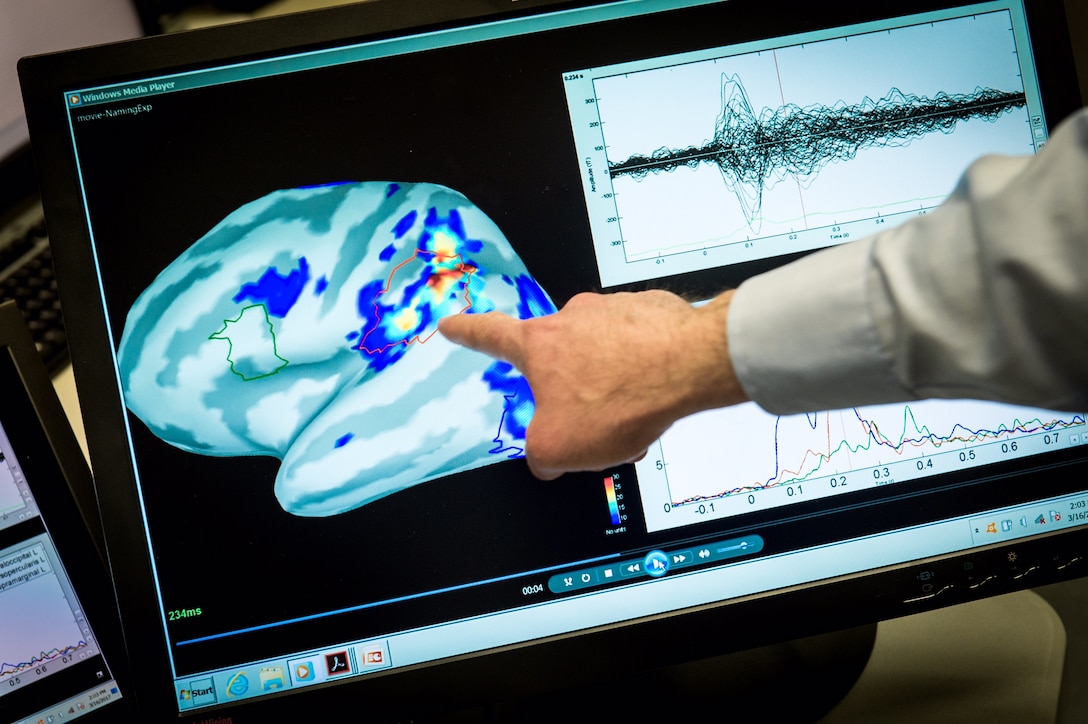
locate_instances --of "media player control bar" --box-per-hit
[547,535,764,593]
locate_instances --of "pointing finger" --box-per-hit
[438,311,526,367]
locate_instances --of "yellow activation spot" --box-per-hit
[430,230,458,259]
[392,306,420,332]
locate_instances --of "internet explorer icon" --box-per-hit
[226,671,250,698]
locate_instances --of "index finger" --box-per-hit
[438,311,526,367]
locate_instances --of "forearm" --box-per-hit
[665,291,748,419]
[728,108,1088,414]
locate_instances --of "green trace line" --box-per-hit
[209,303,290,381]
[675,409,1086,506]
[623,193,947,260]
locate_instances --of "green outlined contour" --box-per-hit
[209,304,289,380]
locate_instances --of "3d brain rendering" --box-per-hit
[117,181,555,516]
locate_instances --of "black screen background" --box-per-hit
[69,15,688,673]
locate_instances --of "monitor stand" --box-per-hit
[822,589,1065,722]
[461,590,1064,723]
[488,622,878,722]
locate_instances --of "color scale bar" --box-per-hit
[604,476,621,526]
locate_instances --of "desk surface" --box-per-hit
[51,364,87,464]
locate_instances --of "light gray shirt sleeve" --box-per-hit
[728,107,1088,415]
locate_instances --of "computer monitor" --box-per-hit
[18,0,1088,720]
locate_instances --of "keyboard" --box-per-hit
[0,200,68,372]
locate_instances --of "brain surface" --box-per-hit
[118,181,555,516]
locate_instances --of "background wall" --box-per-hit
[1063,0,1087,102]
[159,0,1088,104]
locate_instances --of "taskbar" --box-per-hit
[171,490,1088,714]
[13,679,122,724]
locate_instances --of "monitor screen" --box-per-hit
[18,0,1088,719]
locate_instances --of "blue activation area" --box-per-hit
[484,361,535,458]
[234,258,311,318]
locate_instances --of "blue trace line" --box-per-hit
[676,407,1087,506]
[2,641,87,677]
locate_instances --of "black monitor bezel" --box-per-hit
[18,0,1086,720]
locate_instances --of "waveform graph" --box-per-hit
[593,51,793,271]
[636,400,1087,534]
[0,450,25,520]
[0,541,95,696]
[609,79,1027,228]
[568,9,1039,287]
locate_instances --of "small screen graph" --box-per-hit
[563,7,1044,287]
[0,449,27,521]
[636,400,1087,534]
[0,541,97,697]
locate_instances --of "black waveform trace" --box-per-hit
[608,74,1027,224]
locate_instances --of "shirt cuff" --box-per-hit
[727,237,912,415]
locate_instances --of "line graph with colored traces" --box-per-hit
[637,399,1087,533]
[1,641,88,679]
[0,541,99,696]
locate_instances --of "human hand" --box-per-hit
[438,289,747,479]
